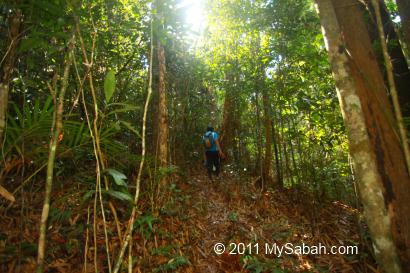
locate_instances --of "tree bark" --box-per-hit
[370,0,410,186]
[396,0,410,53]
[379,0,410,118]
[272,117,283,188]
[255,92,263,176]
[0,10,22,148]
[261,78,272,185]
[315,0,403,271]
[329,0,410,269]
[364,0,410,118]
[157,1,168,186]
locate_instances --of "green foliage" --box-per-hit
[242,255,286,273]
[3,97,54,161]
[151,244,174,256]
[19,242,38,257]
[134,214,157,239]
[104,70,116,103]
[385,0,399,18]
[154,255,190,272]
[2,0,353,215]
[201,0,351,202]
[49,207,72,225]
[105,189,133,203]
[105,168,128,187]
[228,211,238,222]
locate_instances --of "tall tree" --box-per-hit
[0,9,22,148]
[220,66,238,161]
[156,0,168,188]
[315,0,404,271]
[261,73,273,185]
[396,0,410,52]
[364,0,410,117]
[331,0,410,269]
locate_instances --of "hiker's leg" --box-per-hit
[205,151,212,179]
[214,153,221,177]
[209,152,219,177]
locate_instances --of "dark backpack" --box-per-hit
[203,131,214,149]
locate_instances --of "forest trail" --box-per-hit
[167,171,370,273]
[0,168,377,272]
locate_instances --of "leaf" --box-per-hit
[82,190,95,203]
[0,185,15,202]
[107,104,139,116]
[119,121,141,138]
[104,70,116,103]
[106,168,128,187]
[106,189,133,202]
[135,214,157,230]
[18,37,47,53]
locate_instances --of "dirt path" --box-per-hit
[0,171,375,273]
[176,172,372,273]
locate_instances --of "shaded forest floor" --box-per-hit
[1,169,378,272]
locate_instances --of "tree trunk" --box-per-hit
[156,0,168,187]
[254,90,263,177]
[0,10,22,148]
[289,118,301,186]
[396,0,410,53]
[220,69,236,159]
[315,0,403,271]
[330,0,410,269]
[157,39,168,176]
[232,64,242,164]
[261,79,272,184]
[112,17,155,272]
[365,0,410,118]
[37,32,76,273]
[380,0,410,118]
[272,117,283,188]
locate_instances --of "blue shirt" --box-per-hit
[203,131,219,151]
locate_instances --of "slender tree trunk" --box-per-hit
[232,68,242,164]
[371,0,410,181]
[289,118,301,186]
[365,0,410,117]
[0,10,22,148]
[220,70,235,159]
[280,113,290,186]
[276,93,284,188]
[315,0,403,271]
[396,0,410,53]
[112,17,154,273]
[157,43,168,165]
[272,116,282,188]
[172,84,177,165]
[254,90,263,177]
[261,80,272,184]
[36,32,76,273]
[380,0,410,118]
[157,0,168,188]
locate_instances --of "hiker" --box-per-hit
[202,126,225,180]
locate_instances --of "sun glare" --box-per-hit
[179,0,207,42]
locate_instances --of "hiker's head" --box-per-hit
[206,126,214,132]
